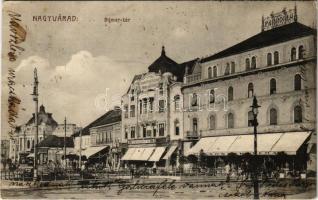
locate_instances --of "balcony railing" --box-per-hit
[186,131,200,139]
[186,73,201,84]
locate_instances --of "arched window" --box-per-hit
[224,63,230,75]
[228,86,233,101]
[213,66,217,77]
[191,93,198,106]
[248,111,254,127]
[209,115,216,130]
[192,118,198,133]
[245,58,250,70]
[230,62,235,74]
[274,51,279,65]
[267,53,272,66]
[270,78,276,95]
[174,95,180,111]
[294,105,302,123]
[270,108,277,125]
[291,47,297,61]
[298,45,304,59]
[209,89,215,104]
[175,120,180,136]
[248,83,254,98]
[27,140,30,149]
[228,113,234,128]
[294,74,301,91]
[208,67,212,79]
[251,56,256,69]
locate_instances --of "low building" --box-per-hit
[73,108,121,169]
[89,108,121,169]
[37,135,74,166]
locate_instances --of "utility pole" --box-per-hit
[79,128,82,169]
[31,68,39,181]
[64,117,67,168]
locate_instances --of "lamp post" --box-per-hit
[250,96,260,199]
[31,68,39,181]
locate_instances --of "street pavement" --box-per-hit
[1,178,316,199]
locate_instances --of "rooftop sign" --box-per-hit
[262,6,297,31]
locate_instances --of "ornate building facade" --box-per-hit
[9,105,58,161]
[121,47,185,169]
[182,8,316,171]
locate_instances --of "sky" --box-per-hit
[1,1,316,138]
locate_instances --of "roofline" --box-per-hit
[89,120,121,130]
[201,23,316,63]
[182,57,316,90]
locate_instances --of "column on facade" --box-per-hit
[147,98,151,113]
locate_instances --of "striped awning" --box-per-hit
[162,145,178,160]
[185,132,311,156]
[148,147,166,162]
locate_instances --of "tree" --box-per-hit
[187,154,198,165]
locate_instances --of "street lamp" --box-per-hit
[250,96,260,199]
[31,68,39,181]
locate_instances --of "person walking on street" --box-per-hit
[130,165,134,180]
[225,163,231,182]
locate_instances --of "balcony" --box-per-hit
[186,131,200,140]
[186,73,201,84]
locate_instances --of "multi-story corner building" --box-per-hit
[183,8,316,171]
[121,47,186,169]
[9,105,58,161]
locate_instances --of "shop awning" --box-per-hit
[162,145,178,160]
[148,147,166,162]
[121,148,137,161]
[139,147,155,161]
[185,132,311,156]
[122,147,156,161]
[130,148,145,160]
[270,132,311,155]
[81,146,108,159]
[185,137,218,156]
[206,136,237,155]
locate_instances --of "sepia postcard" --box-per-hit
[1,1,317,199]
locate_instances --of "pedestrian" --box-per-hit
[225,162,231,182]
[130,165,134,179]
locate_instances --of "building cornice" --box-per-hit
[182,57,316,90]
